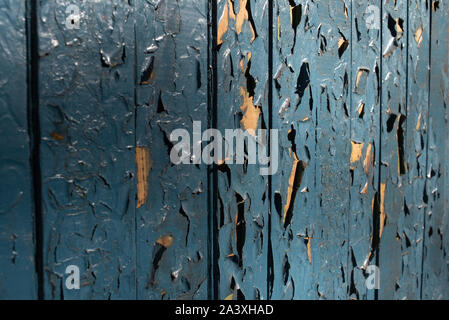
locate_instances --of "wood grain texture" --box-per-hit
[135,0,209,299]
[38,0,137,299]
[0,0,37,299]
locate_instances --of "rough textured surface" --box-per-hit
[135,0,209,300]
[271,0,352,299]
[215,0,269,300]
[0,0,448,300]
[38,0,137,299]
[378,0,430,299]
[0,0,37,299]
[378,0,410,299]
[349,0,380,300]
[422,0,449,300]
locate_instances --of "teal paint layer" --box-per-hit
[0,0,37,299]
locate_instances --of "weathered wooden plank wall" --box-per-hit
[0,0,448,300]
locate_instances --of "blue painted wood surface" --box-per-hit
[350,0,380,300]
[38,0,137,299]
[0,0,448,300]
[423,0,449,299]
[215,0,269,300]
[135,0,209,299]
[0,0,37,299]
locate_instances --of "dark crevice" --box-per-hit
[235,192,246,268]
[282,254,290,285]
[420,2,433,299]
[287,124,297,156]
[386,113,397,132]
[375,2,384,301]
[157,91,167,113]
[245,0,259,42]
[289,1,302,54]
[207,0,219,300]
[295,61,310,109]
[196,58,202,89]
[397,114,407,175]
[26,0,44,300]
[179,205,190,246]
[274,192,282,219]
[267,0,274,300]
[244,58,256,97]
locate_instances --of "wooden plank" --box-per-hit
[377,0,406,299]
[214,0,270,300]
[0,0,38,299]
[271,0,317,299]
[38,1,137,299]
[392,0,430,299]
[422,0,449,300]
[135,0,210,299]
[378,0,429,299]
[378,0,405,299]
[271,0,352,299]
[312,0,352,300]
[349,0,381,300]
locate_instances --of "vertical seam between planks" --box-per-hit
[207,0,219,300]
[404,0,410,298]
[348,0,353,299]
[207,0,212,299]
[267,0,274,301]
[26,0,44,300]
[420,0,432,300]
[375,0,383,300]
[405,0,410,123]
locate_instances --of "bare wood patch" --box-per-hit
[136,146,152,208]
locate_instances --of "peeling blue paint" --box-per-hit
[0,0,448,300]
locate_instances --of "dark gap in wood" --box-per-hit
[348,0,353,299]
[375,0,384,301]
[420,0,433,300]
[235,193,246,268]
[207,0,220,300]
[26,0,44,300]
[267,0,274,300]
